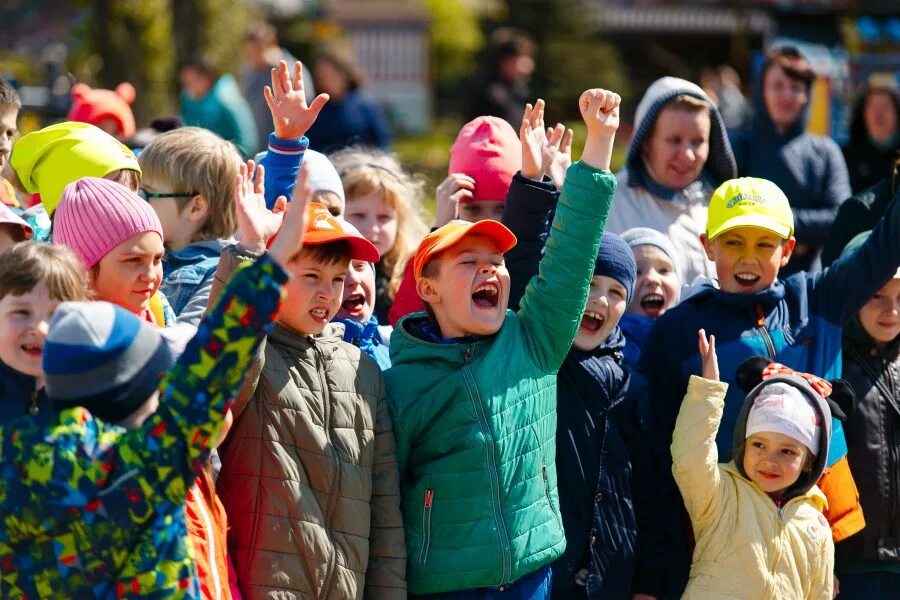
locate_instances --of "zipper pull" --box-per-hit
[464,345,475,364]
[29,390,39,415]
[754,304,766,327]
[424,489,433,508]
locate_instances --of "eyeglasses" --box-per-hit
[138,188,196,201]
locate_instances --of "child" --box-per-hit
[213,192,405,596]
[7,121,142,240]
[333,219,391,369]
[0,202,33,251]
[619,226,681,367]
[53,177,175,327]
[67,82,137,141]
[383,88,621,597]
[605,77,737,286]
[672,332,834,599]
[835,231,900,598]
[0,195,305,597]
[0,78,21,208]
[0,242,89,422]
[331,146,428,324]
[637,175,900,597]
[137,126,243,325]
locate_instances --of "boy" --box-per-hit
[0,195,304,597]
[383,88,620,597]
[638,176,900,598]
[835,232,900,598]
[0,78,20,208]
[138,126,243,325]
[0,243,88,422]
[212,198,406,598]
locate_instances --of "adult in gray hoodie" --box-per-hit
[731,46,851,275]
[606,77,737,288]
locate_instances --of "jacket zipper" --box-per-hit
[461,344,511,585]
[420,489,433,564]
[541,465,562,530]
[29,389,39,415]
[754,304,777,359]
[314,343,342,600]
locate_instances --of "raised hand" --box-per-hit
[698,329,719,381]
[434,173,475,227]
[269,165,312,267]
[520,99,548,181]
[578,88,621,171]
[265,60,330,140]
[235,160,287,254]
[544,123,574,189]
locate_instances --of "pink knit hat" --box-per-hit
[54,177,163,269]
[449,116,522,203]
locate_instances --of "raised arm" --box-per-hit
[517,89,618,372]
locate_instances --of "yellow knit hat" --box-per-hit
[10,122,141,215]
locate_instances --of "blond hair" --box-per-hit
[330,148,428,298]
[0,242,90,302]
[666,94,711,114]
[138,127,241,241]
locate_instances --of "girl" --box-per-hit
[53,176,176,327]
[619,227,682,367]
[672,331,835,599]
[330,147,427,324]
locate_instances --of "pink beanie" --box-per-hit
[54,177,163,269]
[448,116,522,202]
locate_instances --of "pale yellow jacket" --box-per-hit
[671,376,834,599]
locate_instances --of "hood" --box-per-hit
[731,374,832,500]
[844,313,900,362]
[848,85,900,149]
[626,77,737,191]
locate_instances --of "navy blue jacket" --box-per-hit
[731,69,851,274]
[0,361,50,423]
[638,190,900,597]
[502,172,650,598]
[305,90,392,152]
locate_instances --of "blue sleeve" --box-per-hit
[812,189,900,324]
[501,173,559,311]
[259,134,308,210]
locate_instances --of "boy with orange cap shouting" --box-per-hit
[383,88,621,598]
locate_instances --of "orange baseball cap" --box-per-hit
[413,219,517,279]
[273,202,380,262]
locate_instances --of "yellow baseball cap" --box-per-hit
[10,122,141,216]
[706,177,794,241]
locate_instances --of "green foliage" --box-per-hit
[417,0,484,89]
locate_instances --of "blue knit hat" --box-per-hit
[43,301,174,423]
[595,233,637,301]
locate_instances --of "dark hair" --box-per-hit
[0,242,90,302]
[316,48,364,92]
[182,56,220,81]
[297,240,352,266]
[0,78,21,112]
[762,46,815,87]
[490,28,536,61]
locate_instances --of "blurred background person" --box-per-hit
[843,84,899,194]
[466,27,536,128]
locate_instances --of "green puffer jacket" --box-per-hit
[385,162,616,594]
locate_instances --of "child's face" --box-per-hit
[702,228,795,295]
[0,107,17,170]
[0,282,58,379]
[763,65,809,130]
[278,250,347,336]
[344,192,397,259]
[93,232,165,315]
[459,200,505,223]
[336,260,375,323]
[627,245,679,318]
[573,275,627,352]
[743,431,810,497]
[141,173,201,252]
[864,91,898,144]
[419,235,510,339]
[858,278,900,345]
[642,106,710,191]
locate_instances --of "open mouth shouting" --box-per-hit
[309,307,330,324]
[341,293,366,318]
[20,342,42,358]
[579,310,605,334]
[640,293,666,317]
[472,282,500,309]
[734,272,761,289]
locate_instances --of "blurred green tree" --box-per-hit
[417,0,484,91]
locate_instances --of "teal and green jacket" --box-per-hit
[384,162,615,594]
[0,254,286,598]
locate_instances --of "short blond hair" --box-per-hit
[330,148,428,298]
[0,242,90,302]
[138,127,241,241]
[666,94,711,114]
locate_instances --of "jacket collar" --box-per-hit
[268,321,345,352]
[688,279,786,313]
[721,461,827,511]
[570,325,626,361]
[167,238,232,259]
[391,313,495,368]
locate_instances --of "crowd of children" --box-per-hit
[0,43,898,600]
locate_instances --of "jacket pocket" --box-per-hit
[542,465,563,530]
[420,488,434,564]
